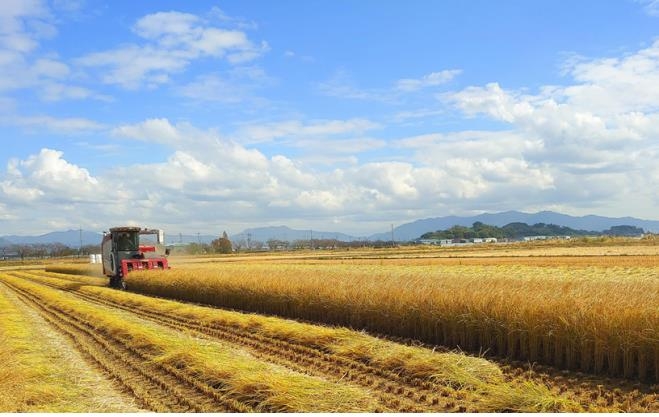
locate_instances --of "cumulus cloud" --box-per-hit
[3,117,555,234]
[0,148,99,205]
[6,35,659,234]
[442,39,659,217]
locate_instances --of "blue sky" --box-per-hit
[2,0,659,237]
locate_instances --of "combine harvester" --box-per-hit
[101,226,170,289]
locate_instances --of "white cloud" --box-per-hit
[636,0,659,16]
[76,45,189,89]
[9,115,104,133]
[112,118,182,145]
[0,50,91,101]
[319,68,462,101]
[441,39,659,217]
[175,67,272,103]
[399,130,543,164]
[0,0,53,53]
[32,57,69,78]
[271,155,316,188]
[0,1,108,102]
[240,118,380,143]
[395,70,461,92]
[77,9,266,89]
[317,69,381,100]
[21,148,97,186]
[1,148,99,205]
[3,104,659,236]
[1,120,498,232]
[132,11,200,42]
[39,82,110,101]
[51,0,86,14]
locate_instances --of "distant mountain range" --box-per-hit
[218,211,659,243]
[0,230,103,247]
[165,233,218,245]
[231,226,356,244]
[1,211,657,247]
[370,211,659,242]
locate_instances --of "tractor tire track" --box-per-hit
[11,270,476,412]
[0,278,252,413]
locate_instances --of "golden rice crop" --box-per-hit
[15,270,585,411]
[1,274,381,412]
[45,263,104,278]
[16,270,503,387]
[128,262,659,382]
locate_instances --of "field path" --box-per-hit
[0,283,144,412]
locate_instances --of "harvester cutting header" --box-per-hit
[101,226,170,289]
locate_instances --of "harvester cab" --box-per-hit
[101,226,170,289]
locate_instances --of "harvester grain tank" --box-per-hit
[101,226,170,289]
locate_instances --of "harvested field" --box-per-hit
[0,281,141,412]
[2,267,656,412]
[11,243,659,411]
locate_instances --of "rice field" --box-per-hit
[1,268,617,412]
[8,242,657,411]
[119,248,659,383]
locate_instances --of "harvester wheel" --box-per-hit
[109,276,126,290]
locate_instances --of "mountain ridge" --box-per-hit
[1,211,657,246]
[370,210,659,241]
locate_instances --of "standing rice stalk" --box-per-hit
[127,262,659,382]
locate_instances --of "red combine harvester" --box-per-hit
[101,226,170,289]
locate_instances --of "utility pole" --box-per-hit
[197,232,201,244]
[391,224,394,247]
[310,229,313,250]
[79,227,82,257]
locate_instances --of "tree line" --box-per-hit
[174,236,398,255]
[1,243,101,260]
[420,221,645,240]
